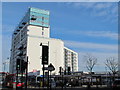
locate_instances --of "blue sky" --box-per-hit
[2,2,118,72]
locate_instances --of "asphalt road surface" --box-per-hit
[1,87,120,90]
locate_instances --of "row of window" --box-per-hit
[30,20,49,25]
[14,17,28,35]
[12,49,26,60]
[13,33,27,50]
[30,8,49,15]
[21,29,27,41]
[30,11,49,18]
[12,38,27,61]
[30,21,49,27]
[14,33,20,45]
[32,18,49,23]
[30,15,49,21]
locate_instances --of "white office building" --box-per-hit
[9,7,78,75]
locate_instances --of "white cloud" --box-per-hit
[69,2,118,23]
[56,28,118,40]
[83,31,118,40]
[78,51,118,72]
[94,3,113,9]
[72,2,96,8]
[64,40,118,52]
[73,2,113,9]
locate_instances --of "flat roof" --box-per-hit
[29,7,50,15]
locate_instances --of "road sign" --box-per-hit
[48,63,55,71]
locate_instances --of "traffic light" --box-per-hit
[21,60,24,71]
[68,67,71,75]
[64,70,66,75]
[42,45,48,64]
[16,59,21,70]
[59,67,62,75]
[21,60,27,72]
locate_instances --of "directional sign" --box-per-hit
[48,63,55,71]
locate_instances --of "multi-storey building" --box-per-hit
[9,7,78,75]
[64,47,78,73]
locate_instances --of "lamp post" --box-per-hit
[3,62,6,72]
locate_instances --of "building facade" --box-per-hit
[9,7,78,75]
[64,47,78,73]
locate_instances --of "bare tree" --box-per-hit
[105,57,118,81]
[84,54,97,86]
[84,54,97,73]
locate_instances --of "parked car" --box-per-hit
[112,80,120,88]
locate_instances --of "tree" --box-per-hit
[84,54,97,86]
[105,57,118,81]
[84,54,97,73]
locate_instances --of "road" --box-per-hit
[1,87,120,90]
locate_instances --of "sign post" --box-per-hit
[48,63,55,90]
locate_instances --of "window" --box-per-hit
[42,17,44,20]
[42,32,44,35]
[42,27,44,30]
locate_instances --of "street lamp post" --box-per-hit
[3,62,5,72]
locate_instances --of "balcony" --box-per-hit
[17,51,23,56]
[18,45,23,50]
[23,51,26,55]
[16,29,20,32]
[22,22,26,25]
[19,26,23,29]
[14,32,17,35]
[23,45,27,49]
[16,56,21,60]
[31,17,37,20]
